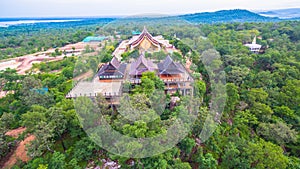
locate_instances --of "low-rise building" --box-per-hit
[98,57,127,80]
[244,36,262,54]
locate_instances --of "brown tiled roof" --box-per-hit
[158,55,184,75]
[98,57,126,77]
[129,54,156,76]
[110,57,120,68]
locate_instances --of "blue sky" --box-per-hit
[1,0,299,17]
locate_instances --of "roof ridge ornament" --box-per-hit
[110,56,121,69]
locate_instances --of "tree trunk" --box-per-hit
[60,135,66,152]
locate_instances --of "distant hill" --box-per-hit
[178,9,280,23]
[257,8,300,19]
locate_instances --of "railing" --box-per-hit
[129,78,193,84]
[65,80,80,98]
[66,76,194,99]
[118,81,124,97]
[130,79,141,84]
[162,78,193,82]
[66,91,122,98]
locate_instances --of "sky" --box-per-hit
[0,0,299,18]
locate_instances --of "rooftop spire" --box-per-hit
[141,26,150,35]
[252,36,257,44]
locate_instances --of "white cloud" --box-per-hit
[0,0,299,17]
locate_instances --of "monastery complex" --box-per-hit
[66,27,193,104]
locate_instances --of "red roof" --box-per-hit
[130,26,160,48]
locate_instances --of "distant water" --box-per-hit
[0,19,81,27]
[257,8,300,19]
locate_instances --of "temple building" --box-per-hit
[129,54,194,95]
[98,57,127,80]
[158,55,185,79]
[113,27,177,60]
[244,36,262,54]
[67,27,194,102]
[67,54,194,102]
[129,54,157,79]
[128,27,162,53]
[158,55,193,95]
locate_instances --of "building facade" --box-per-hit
[112,27,177,60]
[98,57,127,80]
[244,36,262,54]
[129,54,157,79]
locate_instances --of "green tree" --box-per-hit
[0,112,16,130]
[61,67,74,79]
[48,151,66,169]
[140,76,155,96]
[67,158,81,169]
[20,76,54,108]
[27,121,55,158]
[47,107,68,151]
[243,139,289,169]
[172,158,192,169]
[225,83,239,113]
[178,137,196,155]
[246,88,268,104]
[192,147,217,169]
[194,80,206,98]
[250,102,273,121]
[22,105,47,132]
[257,122,298,145]
[73,137,98,161]
[0,68,21,91]
[0,130,15,159]
[280,80,300,111]
[227,66,250,86]
[274,106,298,125]
[221,142,248,169]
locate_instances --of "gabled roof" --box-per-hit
[98,57,126,77]
[158,55,185,75]
[129,54,156,76]
[110,56,120,69]
[130,26,161,48]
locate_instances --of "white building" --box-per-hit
[244,36,262,54]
